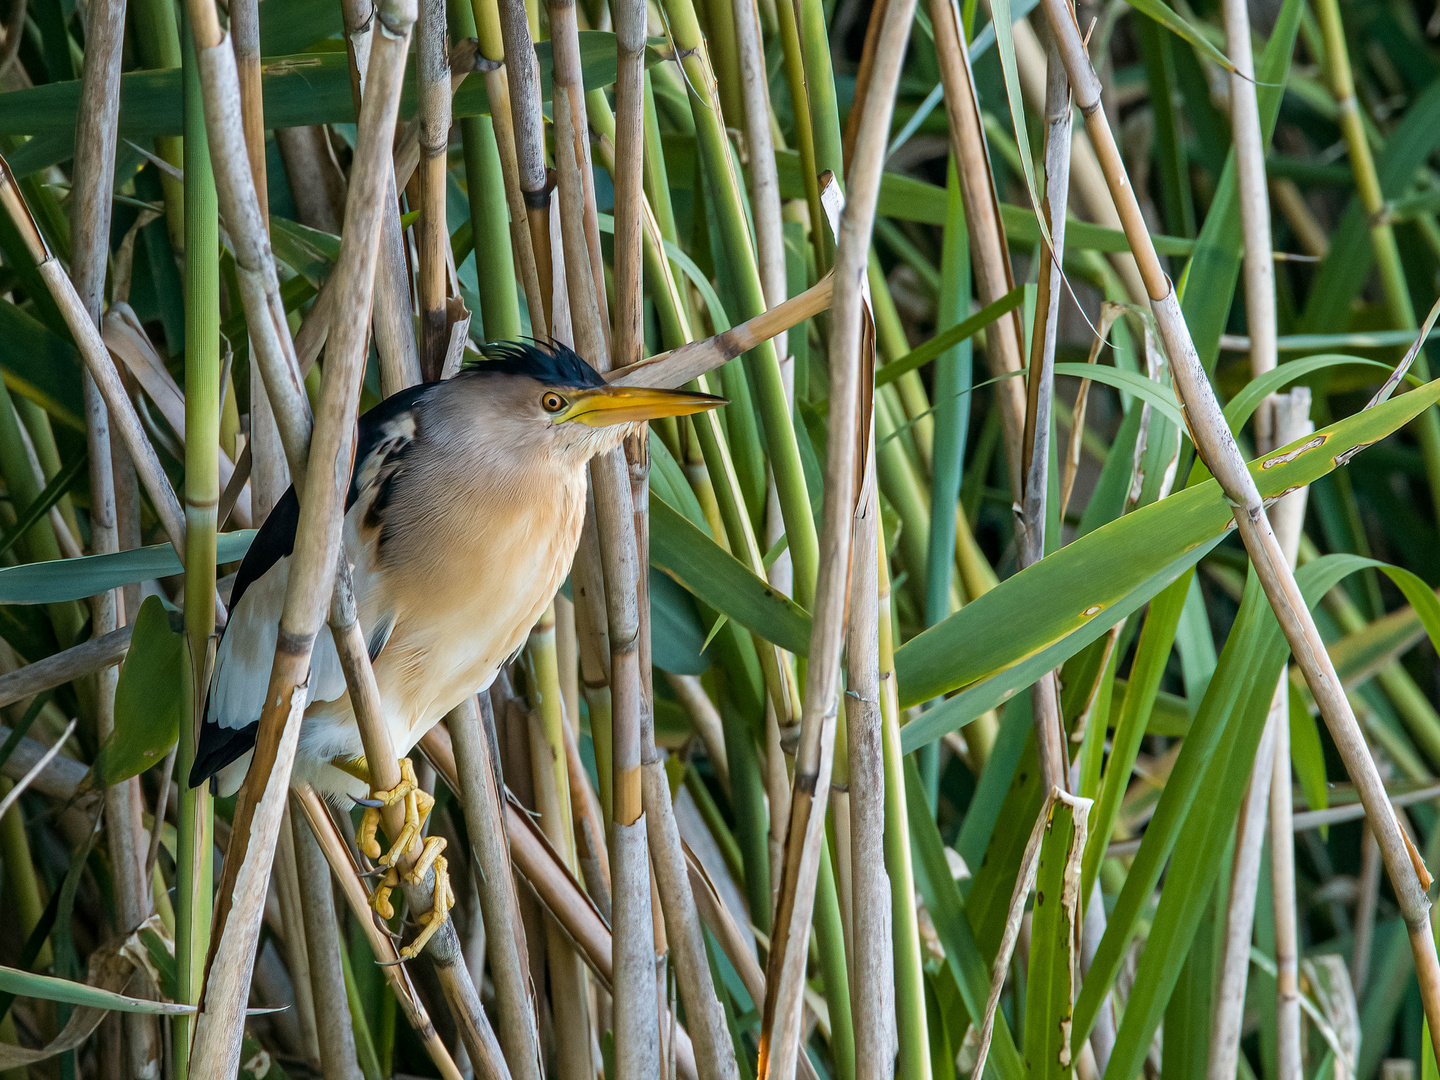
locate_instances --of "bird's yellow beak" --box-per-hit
[558,385,727,427]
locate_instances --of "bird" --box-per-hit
[190,339,723,956]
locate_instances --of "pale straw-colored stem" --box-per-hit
[845,484,896,1080]
[1207,0,1292,1073]
[497,0,552,333]
[291,805,364,1080]
[339,0,425,395]
[229,0,267,228]
[0,626,132,709]
[72,5,161,1072]
[449,697,544,1080]
[757,0,915,1072]
[731,0,787,361]
[1036,0,1440,1059]
[182,0,312,470]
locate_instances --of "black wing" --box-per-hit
[189,382,439,789]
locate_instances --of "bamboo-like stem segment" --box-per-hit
[417,0,452,379]
[182,0,312,470]
[845,482,896,1080]
[449,697,544,1080]
[339,0,426,395]
[189,8,418,1073]
[291,805,365,1080]
[757,0,914,1072]
[1206,2,1291,1074]
[497,0,552,333]
[74,5,161,1075]
[1035,0,1440,1061]
[177,19,219,1074]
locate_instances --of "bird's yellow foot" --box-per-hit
[358,757,436,869]
[400,851,457,959]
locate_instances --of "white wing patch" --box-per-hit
[209,554,348,731]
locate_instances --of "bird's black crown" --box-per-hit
[463,340,607,389]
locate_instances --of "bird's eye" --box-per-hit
[541,392,566,413]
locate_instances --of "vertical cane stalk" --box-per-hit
[176,18,218,1075]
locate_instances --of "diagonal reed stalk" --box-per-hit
[417,0,452,379]
[757,0,914,1075]
[1035,0,1440,1062]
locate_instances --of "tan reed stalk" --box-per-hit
[1035,0,1440,1058]
[418,0,452,378]
[926,0,1026,493]
[274,125,347,232]
[72,7,161,1074]
[181,0,313,469]
[338,0,425,394]
[188,7,419,1073]
[524,608,596,1080]
[844,481,896,1080]
[229,0,267,226]
[496,0,553,332]
[293,787,466,1080]
[291,805,365,1080]
[467,0,545,329]
[731,0,787,361]
[1206,0,1292,1073]
[757,0,914,1073]
[611,276,835,389]
[0,627,132,709]
[446,697,544,1080]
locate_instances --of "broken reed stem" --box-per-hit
[290,805,365,1080]
[844,483,896,1080]
[417,0,451,379]
[449,698,544,1080]
[0,162,187,557]
[757,0,914,1074]
[1018,30,1073,794]
[177,19,219,1074]
[1035,0,1440,1060]
[189,7,417,1074]
[497,0,553,334]
[927,0,1026,495]
[182,0,313,473]
[73,5,161,1075]
[293,787,465,1080]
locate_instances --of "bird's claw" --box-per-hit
[358,758,435,868]
[400,853,456,960]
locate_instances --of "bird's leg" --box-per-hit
[357,758,455,951]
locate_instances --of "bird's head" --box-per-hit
[459,341,725,463]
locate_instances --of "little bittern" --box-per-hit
[191,340,722,956]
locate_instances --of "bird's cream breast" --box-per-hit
[361,458,588,745]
